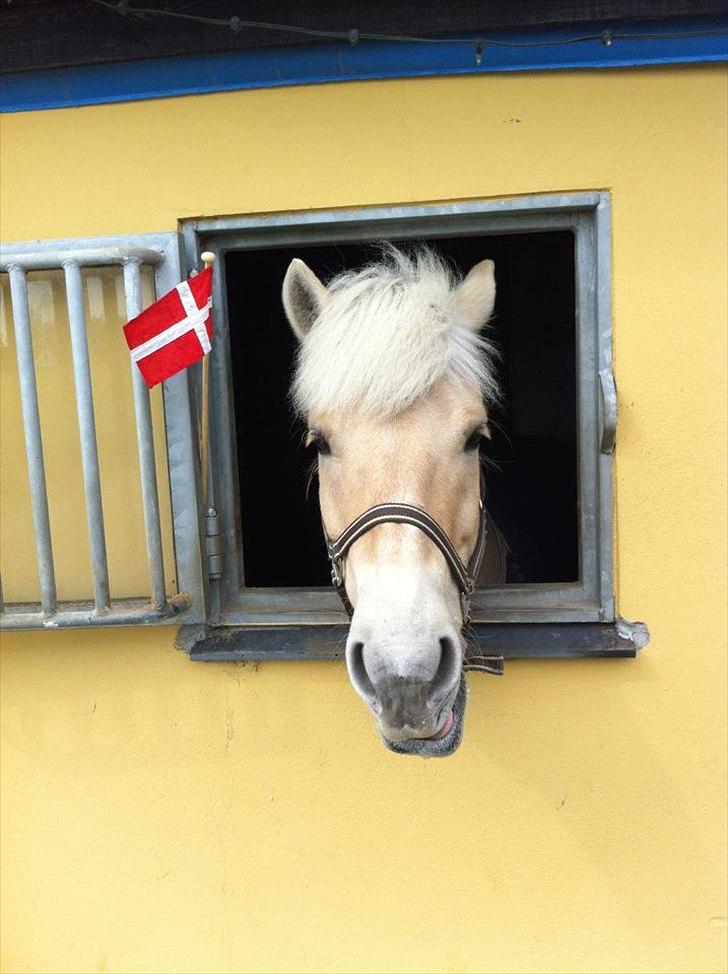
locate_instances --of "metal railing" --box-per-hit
[0,240,198,629]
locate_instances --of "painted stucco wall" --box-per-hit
[1,65,726,974]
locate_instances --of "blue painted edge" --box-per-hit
[1,15,726,113]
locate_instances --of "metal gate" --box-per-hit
[0,233,206,629]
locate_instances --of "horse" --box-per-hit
[282,246,502,757]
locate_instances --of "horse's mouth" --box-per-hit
[380,676,467,758]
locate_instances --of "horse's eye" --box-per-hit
[464,428,483,452]
[307,430,331,456]
[315,434,331,456]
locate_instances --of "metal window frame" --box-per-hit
[182,191,616,638]
[0,232,207,629]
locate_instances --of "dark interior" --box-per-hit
[225,231,578,587]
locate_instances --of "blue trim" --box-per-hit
[1,16,726,114]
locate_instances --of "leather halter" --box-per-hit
[325,494,488,624]
[324,489,504,677]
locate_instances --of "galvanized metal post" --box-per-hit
[198,253,223,593]
[62,259,111,614]
[7,264,58,614]
[123,257,167,609]
[199,252,216,513]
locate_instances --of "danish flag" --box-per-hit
[123,267,213,388]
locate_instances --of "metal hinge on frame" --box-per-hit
[205,506,223,579]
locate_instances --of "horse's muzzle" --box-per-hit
[380,676,467,758]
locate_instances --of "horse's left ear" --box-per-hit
[282,258,328,342]
[456,259,496,332]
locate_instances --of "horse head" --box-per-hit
[282,246,498,756]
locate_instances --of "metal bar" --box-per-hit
[0,593,191,630]
[123,258,167,609]
[205,248,245,598]
[0,247,164,273]
[204,212,577,257]
[62,259,111,613]
[183,193,602,241]
[221,606,600,626]
[220,568,598,617]
[7,264,58,614]
[198,251,216,511]
[594,193,616,622]
[156,236,208,624]
[199,357,211,507]
[573,211,600,607]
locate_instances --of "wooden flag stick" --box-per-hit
[200,251,215,511]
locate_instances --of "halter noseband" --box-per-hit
[324,490,503,676]
[325,493,487,624]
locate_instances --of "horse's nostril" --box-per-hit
[347,641,378,704]
[429,635,461,704]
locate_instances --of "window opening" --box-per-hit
[225,231,577,589]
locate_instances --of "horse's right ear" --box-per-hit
[282,258,328,341]
[456,259,496,332]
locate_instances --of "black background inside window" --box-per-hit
[225,232,577,587]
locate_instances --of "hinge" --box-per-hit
[205,506,223,579]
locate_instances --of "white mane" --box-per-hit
[291,246,498,417]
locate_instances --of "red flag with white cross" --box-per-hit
[123,267,213,388]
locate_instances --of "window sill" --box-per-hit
[177,619,650,662]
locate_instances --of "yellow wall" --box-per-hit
[1,66,726,974]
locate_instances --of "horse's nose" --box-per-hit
[346,635,461,728]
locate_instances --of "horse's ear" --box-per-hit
[456,259,496,332]
[282,258,328,341]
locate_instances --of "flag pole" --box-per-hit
[200,251,215,512]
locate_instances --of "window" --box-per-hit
[2,197,645,656]
[180,193,643,659]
